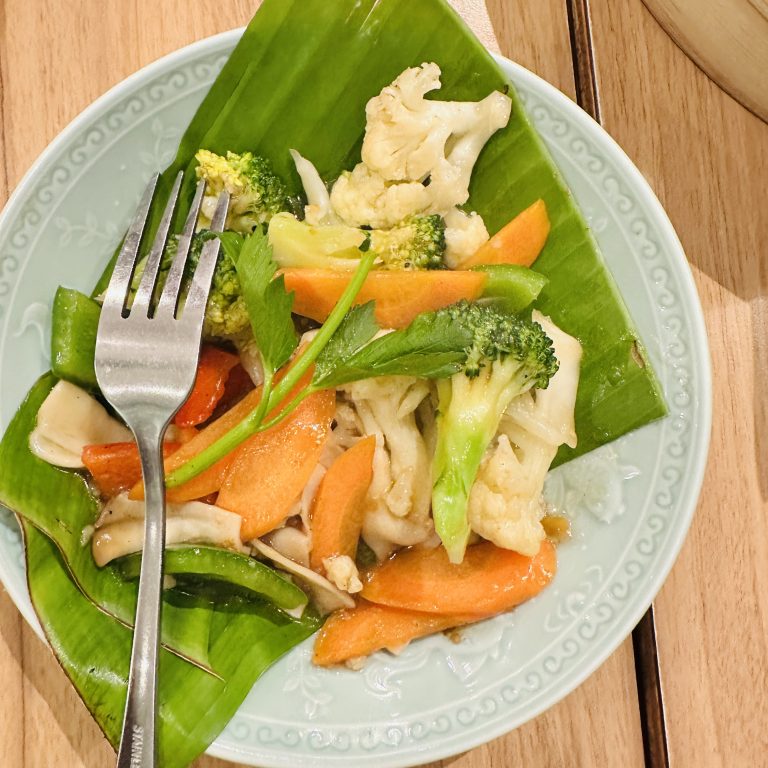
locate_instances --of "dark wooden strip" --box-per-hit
[564,2,669,767]
[565,0,601,121]
[632,606,670,768]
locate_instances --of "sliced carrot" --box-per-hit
[83,442,180,498]
[216,388,336,541]
[313,599,480,667]
[130,358,312,504]
[309,436,376,573]
[174,346,239,427]
[282,269,487,328]
[361,540,556,616]
[129,386,265,503]
[461,199,551,268]
[172,425,199,444]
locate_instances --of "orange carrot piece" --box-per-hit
[313,600,480,667]
[462,199,551,268]
[309,436,376,572]
[172,425,199,444]
[174,346,239,427]
[282,269,487,328]
[83,442,180,498]
[216,388,336,541]
[130,360,312,504]
[129,386,265,503]
[361,540,556,616]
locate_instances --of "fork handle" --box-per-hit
[116,427,167,768]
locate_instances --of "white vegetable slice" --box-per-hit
[233,337,265,387]
[29,381,131,468]
[504,312,582,449]
[251,538,355,612]
[340,377,433,560]
[290,148,336,225]
[264,525,312,567]
[323,555,363,594]
[92,493,245,567]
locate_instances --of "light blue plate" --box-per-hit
[0,29,711,768]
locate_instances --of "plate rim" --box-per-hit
[0,25,712,768]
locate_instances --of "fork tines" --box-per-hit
[100,172,229,323]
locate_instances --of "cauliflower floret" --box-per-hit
[423,89,511,212]
[330,163,431,229]
[330,63,510,236]
[323,555,363,594]
[339,377,433,559]
[362,62,511,191]
[468,434,549,557]
[468,315,582,556]
[362,63,474,182]
[443,207,490,268]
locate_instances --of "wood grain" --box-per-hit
[589,0,768,765]
[643,0,768,123]
[0,1,647,767]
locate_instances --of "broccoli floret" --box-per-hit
[180,232,249,339]
[430,301,558,563]
[369,214,446,270]
[132,231,249,339]
[195,149,288,233]
[268,211,446,271]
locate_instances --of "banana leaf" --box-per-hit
[94,0,665,463]
[0,375,215,667]
[23,518,318,767]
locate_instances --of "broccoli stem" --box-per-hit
[165,251,376,489]
[432,424,490,564]
[431,367,521,563]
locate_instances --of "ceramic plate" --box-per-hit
[0,28,711,768]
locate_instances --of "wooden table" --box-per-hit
[0,1,765,766]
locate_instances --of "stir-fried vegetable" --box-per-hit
[430,302,559,563]
[309,435,376,572]
[195,149,288,232]
[360,539,557,615]
[461,198,551,268]
[313,600,478,667]
[117,546,308,610]
[282,267,487,327]
[174,346,240,427]
[269,212,447,271]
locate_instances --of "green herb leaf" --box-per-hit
[314,302,379,383]
[215,231,245,265]
[313,309,472,388]
[229,230,297,374]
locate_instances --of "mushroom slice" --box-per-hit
[92,493,245,567]
[29,381,131,468]
[251,538,355,613]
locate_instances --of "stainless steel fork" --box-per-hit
[94,172,229,768]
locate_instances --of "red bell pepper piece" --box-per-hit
[174,346,240,427]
